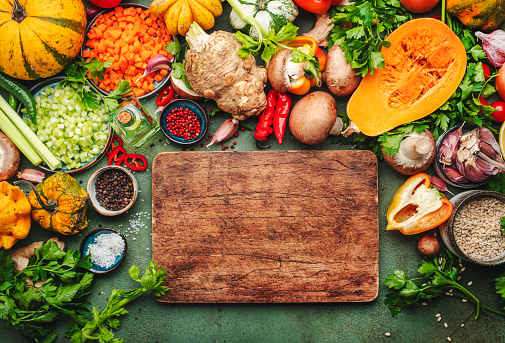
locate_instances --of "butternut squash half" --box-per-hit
[347,18,467,136]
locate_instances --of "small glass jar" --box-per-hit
[439,190,505,266]
[109,95,159,147]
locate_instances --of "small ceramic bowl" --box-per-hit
[433,125,486,189]
[160,99,208,145]
[87,165,138,216]
[80,228,127,274]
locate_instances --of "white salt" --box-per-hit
[87,232,125,268]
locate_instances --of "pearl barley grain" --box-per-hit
[453,196,505,261]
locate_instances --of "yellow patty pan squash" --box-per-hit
[0,0,86,80]
[23,172,88,235]
[150,0,222,36]
[0,181,31,250]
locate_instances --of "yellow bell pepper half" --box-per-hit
[386,173,453,235]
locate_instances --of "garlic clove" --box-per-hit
[17,169,45,184]
[475,30,505,67]
[462,156,490,182]
[430,175,449,193]
[444,166,468,183]
[439,126,462,165]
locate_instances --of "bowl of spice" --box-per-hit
[160,99,208,144]
[80,228,127,274]
[87,165,138,216]
[439,190,505,266]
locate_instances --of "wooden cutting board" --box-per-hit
[152,150,378,303]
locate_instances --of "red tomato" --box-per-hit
[400,0,440,13]
[491,101,505,122]
[293,0,332,14]
[497,66,505,101]
[89,0,122,8]
[482,63,491,81]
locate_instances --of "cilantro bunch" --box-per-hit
[384,251,505,319]
[67,261,170,343]
[62,58,132,113]
[328,0,412,77]
[0,240,94,343]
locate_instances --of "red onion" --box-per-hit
[136,55,173,83]
[86,4,102,22]
[207,118,239,147]
[17,169,45,184]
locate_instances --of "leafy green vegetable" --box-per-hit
[501,217,505,235]
[327,0,412,77]
[385,250,505,319]
[67,261,170,343]
[333,24,498,158]
[0,240,93,343]
[62,58,132,113]
[488,174,505,193]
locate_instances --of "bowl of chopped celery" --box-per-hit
[18,77,112,173]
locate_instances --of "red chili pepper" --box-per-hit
[156,86,175,106]
[124,154,148,171]
[107,146,126,166]
[273,93,293,145]
[254,89,278,142]
[106,135,123,156]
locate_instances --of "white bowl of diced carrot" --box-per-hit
[81,4,172,99]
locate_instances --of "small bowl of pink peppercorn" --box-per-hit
[160,99,208,145]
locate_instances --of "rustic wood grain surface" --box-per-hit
[152,150,379,303]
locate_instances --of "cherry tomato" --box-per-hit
[88,0,122,8]
[497,66,505,101]
[491,101,505,122]
[293,0,332,14]
[400,0,440,13]
[482,63,491,81]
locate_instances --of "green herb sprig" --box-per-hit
[327,0,412,77]
[384,250,505,319]
[67,261,170,343]
[62,58,132,113]
[0,240,94,342]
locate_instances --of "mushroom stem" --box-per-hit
[400,137,432,160]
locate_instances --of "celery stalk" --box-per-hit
[0,95,61,170]
[0,107,42,165]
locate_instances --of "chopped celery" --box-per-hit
[23,82,109,169]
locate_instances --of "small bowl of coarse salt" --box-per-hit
[440,190,505,266]
[80,228,127,273]
[87,165,138,216]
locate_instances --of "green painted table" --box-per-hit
[2,1,505,342]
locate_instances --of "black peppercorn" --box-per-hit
[95,169,134,211]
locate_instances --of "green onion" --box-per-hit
[0,95,60,170]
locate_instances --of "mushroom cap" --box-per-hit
[289,91,338,145]
[267,49,292,94]
[383,129,436,175]
[170,73,203,101]
[0,131,20,182]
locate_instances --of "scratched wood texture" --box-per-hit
[152,150,378,303]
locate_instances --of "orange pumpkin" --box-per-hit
[346,18,467,136]
[0,0,86,80]
[447,0,505,32]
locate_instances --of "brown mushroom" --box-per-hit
[325,45,361,97]
[289,91,343,145]
[417,235,440,258]
[0,131,20,182]
[383,130,437,175]
[267,49,306,94]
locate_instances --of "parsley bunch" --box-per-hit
[384,250,505,319]
[0,240,94,343]
[67,261,170,343]
[328,0,412,77]
[62,58,132,113]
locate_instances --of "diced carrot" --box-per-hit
[160,69,168,76]
[135,62,143,68]
[140,12,146,20]
[97,23,107,32]
[136,7,143,14]
[127,65,137,75]
[108,29,123,40]
[95,28,103,37]
[118,56,128,69]
[118,21,126,29]
[154,74,163,82]
[148,84,155,92]
[147,27,156,36]
[140,50,151,61]
[82,50,92,58]
[133,88,145,97]
[143,9,150,16]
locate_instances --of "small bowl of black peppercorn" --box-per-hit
[87,166,138,216]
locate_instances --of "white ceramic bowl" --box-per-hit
[87,165,138,216]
